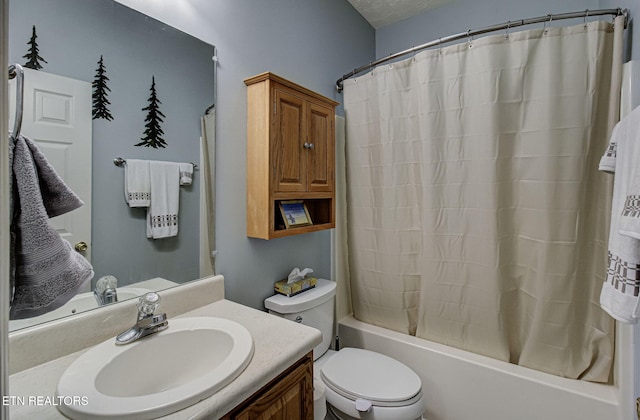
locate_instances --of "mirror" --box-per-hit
[8,0,215,330]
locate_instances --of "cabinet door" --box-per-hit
[274,88,306,193]
[230,355,313,420]
[306,102,334,192]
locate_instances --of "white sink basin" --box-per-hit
[56,316,254,419]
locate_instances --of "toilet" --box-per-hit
[265,278,425,420]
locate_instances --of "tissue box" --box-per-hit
[274,277,317,297]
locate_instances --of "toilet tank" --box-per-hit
[264,278,336,360]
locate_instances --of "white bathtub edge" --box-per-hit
[338,315,620,420]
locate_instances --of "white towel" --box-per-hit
[146,161,181,239]
[179,162,194,186]
[599,105,640,323]
[124,159,151,207]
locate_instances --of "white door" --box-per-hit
[9,68,92,261]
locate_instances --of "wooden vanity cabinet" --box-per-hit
[245,72,339,239]
[221,351,314,420]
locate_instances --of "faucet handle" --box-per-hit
[95,275,117,293]
[137,292,161,317]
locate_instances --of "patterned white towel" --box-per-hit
[599,105,640,323]
[146,161,181,239]
[179,162,193,186]
[124,159,151,207]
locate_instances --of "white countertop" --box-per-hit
[8,299,322,419]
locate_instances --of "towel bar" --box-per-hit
[113,157,198,169]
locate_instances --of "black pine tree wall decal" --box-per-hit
[135,76,167,148]
[92,55,114,121]
[23,25,47,70]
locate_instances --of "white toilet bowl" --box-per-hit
[265,279,425,420]
[314,348,424,420]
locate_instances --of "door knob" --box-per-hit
[74,241,88,252]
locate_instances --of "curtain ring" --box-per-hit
[544,14,552,34]
[505,21,511,39]
[584,9,589,29]
[467,29,473,48]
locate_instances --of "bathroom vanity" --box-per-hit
[221,352,314,419]
[8,276,321,419]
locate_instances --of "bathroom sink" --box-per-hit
[56,316,254,419]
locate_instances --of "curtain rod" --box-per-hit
[336,8,628,92]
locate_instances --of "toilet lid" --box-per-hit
[320,348,422,405]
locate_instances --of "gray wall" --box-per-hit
[600,0,640,61]
[112,0,637,312]
[9,0,214,286]
[15,0,632,312]
[114,0,374,310]
[600,0,640,76]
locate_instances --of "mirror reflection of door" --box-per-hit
[9,68,92,264]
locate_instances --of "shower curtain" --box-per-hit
[342,18,623,382]
[199,109,216,276]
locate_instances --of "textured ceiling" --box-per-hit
[347,0,452,28]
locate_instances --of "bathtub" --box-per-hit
[337,315,627,420]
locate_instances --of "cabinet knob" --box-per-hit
[303,142,314,150]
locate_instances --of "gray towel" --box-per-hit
[9,135,94,320]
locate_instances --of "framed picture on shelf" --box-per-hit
[279,200,312,228]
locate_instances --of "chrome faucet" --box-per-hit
[115,292,168,345]
[94,275,118,306]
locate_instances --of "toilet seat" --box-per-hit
[320,347,422,407]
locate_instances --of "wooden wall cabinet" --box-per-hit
[221,352,314,420]
[245,72,339,239]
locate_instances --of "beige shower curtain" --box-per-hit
[342,18,623,382]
